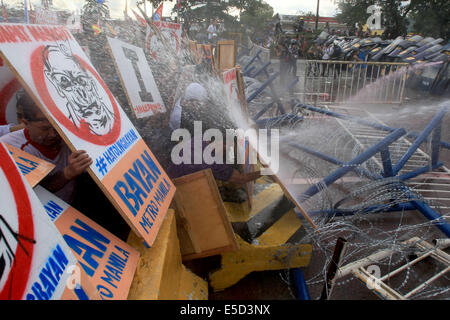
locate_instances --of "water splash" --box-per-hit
[79,17,450,299]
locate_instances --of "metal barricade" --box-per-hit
[301,60,410,105]
[247,37,271,65]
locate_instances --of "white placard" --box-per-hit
[366,5,382,30]
[0,141,78,300]
[107,37,165,118]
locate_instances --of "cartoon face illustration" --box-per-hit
[43,44,115,136]
[0,215,17,291]
[163,30,179,52]
[0,212,35,296]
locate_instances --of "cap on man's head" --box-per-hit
[184,83,208,101]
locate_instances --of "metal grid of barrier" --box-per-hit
[301,61,410,106]
[327,105,450,211]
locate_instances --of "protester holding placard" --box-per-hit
[0,93,92,203]
[168,83,261,186]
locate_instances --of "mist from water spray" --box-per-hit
[347,60,444,104]
[94,20,450,299]
[244,62,450,299]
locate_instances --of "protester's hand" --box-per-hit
[64,150,93,180]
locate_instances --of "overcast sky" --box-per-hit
[265,0,338,17]
[12,0,339,19]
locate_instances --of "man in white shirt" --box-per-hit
[169,82,208,131]
[0,93,92,203]
[321,44,334,76]
[207,20,217,42]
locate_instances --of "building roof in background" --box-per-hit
[280,15,339,24]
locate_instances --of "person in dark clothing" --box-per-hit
[329,41,342,78]
[168,83,262,185]
[288,38,299,79]
[294,17,304,37]
[275,37,289,86]
[274,14,283,38]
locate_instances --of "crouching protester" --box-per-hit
[0,93,91,204]
[1,93,131,240]
[168,83,262,189]
[168,137,262,185]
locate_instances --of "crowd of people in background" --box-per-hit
[271,25,372,81]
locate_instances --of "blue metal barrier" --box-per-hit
[297,128,406,203]
[290,103,450,238]
[296,104,450,150]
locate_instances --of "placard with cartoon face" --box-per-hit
[107,37,165,119]
[0,24,175,247]
[145,21,181,59]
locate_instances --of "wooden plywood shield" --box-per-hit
[196,44,215,72]
[0,23,175,247]
[172,169,239,261]
[223,68,254,209]
[217,40,236,72]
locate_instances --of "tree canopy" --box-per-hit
[234,0,274,31]
[336,0,449,39]
[408,0,449,40]
[81,0,110,29]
